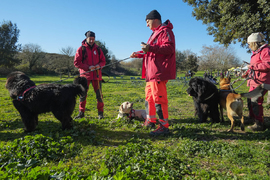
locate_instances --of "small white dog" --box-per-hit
[116,101,146,121]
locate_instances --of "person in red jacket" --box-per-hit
[130,10,176,135]
[244,32,270,131]
[74,31,106,119]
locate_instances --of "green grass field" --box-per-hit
[1,72,270,179]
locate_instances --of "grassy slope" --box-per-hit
[0,72,270,179]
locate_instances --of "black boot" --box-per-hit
[98,112,103,119]
[74,111,84,119]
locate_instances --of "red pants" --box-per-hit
[145,81,169,127]
[248,86,267,122]
[79,80,104,113]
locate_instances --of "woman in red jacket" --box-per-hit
[245,32,270,131]
[130,10,176,135]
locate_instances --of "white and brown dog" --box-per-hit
[116,101,146,121]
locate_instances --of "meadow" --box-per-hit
[1,72,270,179]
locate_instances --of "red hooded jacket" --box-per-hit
[247,44,270,87]
[137,20,176,82]
[74,40,106,81]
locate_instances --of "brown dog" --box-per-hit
[219,75,268,132]
[219,76,245,132]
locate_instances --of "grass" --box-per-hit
[1,72,270,179]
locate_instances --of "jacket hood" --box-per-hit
[252,44,269,55]
[159,19,173,30]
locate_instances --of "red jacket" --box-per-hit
[74,40,106,81]
[247,44,270,87]
[138,20,176,82]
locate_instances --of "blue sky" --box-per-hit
[0,0,252,62]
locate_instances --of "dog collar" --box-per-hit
[128,109,135,120]
[204,92,215,101]
[17,86,36,101]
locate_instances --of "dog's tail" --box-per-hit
[240,84,266,99]
[73,76,88,101]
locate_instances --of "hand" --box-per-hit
[89,66,95,71]
[95,64,100,70]
[141,43,149,53]
[241,71,248,78]
[130,52,139,58]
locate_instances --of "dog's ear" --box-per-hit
[220,74,224,80]
[220,73,224,78]
[119,104,124,113]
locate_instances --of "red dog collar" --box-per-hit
[17,86,36,101]
[128,109,135,120]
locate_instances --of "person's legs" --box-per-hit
[143,82,157,128]
[75,79,91,119]
[92,80,104,119]
[248,86,267,131]
[148,81,170,135]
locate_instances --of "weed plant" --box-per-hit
[0,73,270,179]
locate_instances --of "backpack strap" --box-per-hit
[97,46,101,60]
[81,45,101,63]
[81,46,86,63]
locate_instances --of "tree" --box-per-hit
[95,40,111,66]
[175,50,185,71]
[182,50,199,72]
[199,45,241,71]
[0,20,21,67]
[59,46,76,77]
[183,0,270,49]
[20,43,44,71]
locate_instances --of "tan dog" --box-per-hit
[116,101,146,121]
[219,76,245,132]
[219,75,268,132]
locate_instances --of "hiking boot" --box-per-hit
[150,124,170,136]
[142,119,156,129]
[98,112,104,120]
[247,120,265,131]
[74,111,84,119]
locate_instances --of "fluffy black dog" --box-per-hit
[5,71,88,132]
[186,77,220,123]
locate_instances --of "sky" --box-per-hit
[0,0,252,63]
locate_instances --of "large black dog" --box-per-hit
[186,77,220,123]
[5,71,88,132]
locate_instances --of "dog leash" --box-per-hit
[52,57,131,84]
[229,69,255,91]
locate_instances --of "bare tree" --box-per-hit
[59,46,76,77]
[20,43,44,71]
[199,45,241,71]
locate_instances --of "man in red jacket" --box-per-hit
[130,10,176,135]
[74,31,106,119]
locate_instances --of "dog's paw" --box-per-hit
[241,124,245,131]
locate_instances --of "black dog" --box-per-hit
[5,71,88,132]
[186,77,220,123]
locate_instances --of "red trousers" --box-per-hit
[145,81,169,127]
[79,80,104,113]
[248,86,267,122]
